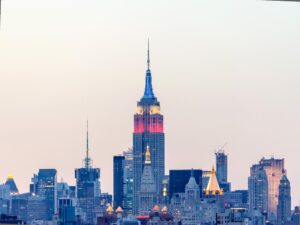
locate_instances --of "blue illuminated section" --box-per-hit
[143,69,155,99]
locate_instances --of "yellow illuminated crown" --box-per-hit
[136,106,144,115]
[150,106,160,115]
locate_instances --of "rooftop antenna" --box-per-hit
[147,38,150,70]
[84,120,92,168]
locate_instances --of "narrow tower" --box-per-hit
[138,146,157,215]
[277,172,291,225]
[133,41,165,215]
[75,121,101,198]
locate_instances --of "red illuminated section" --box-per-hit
[134,116,164,133]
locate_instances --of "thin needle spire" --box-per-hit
[147,39,150,70]
[84,120,91,168]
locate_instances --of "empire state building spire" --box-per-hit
[143,39,155,99]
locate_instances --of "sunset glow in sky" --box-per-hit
[0,0,300,205]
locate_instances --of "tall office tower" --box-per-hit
[75,122,100,198]
[123,148,133,215]
[113,148,133,213]
[215,151,227,183]
[75,122,103,225]
[261,158,284,220]
[169,169,202,202]
[133,42,165,215]
[215,151,231,192]
[138,146,157,215]
[31,169,57,221]
[277,173,291,225]
[113,155,125,209]
[248,164,268,216]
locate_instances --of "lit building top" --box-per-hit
[145,145,151,164]
[205,166,223,195]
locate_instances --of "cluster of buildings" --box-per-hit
[111,45,297,225]
[0,45,297,225]
[0,124,112,225]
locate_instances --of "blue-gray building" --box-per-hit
[113,148,134,214]
[277,174,291,225]
[58,198,77,225]
[133,42,165,215]
[215,150,231,192]
[75,122,103,225]
[113,155,125,210]
[169,169,202,202]
[31,169,57,221]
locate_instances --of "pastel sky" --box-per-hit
[0,0,300,206]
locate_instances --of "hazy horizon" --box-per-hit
[0,0,300,206]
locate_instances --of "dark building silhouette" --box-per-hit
[133,42,165,215]
[169,169,202,201]
[113,155,125,209]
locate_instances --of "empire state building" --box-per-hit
[133,42,165,215]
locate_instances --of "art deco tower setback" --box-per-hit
[133,42,165,215]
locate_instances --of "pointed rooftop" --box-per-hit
[143,40,155,99]
[140,146,156,193]
[185,170,198,190]
[205,166,223,195]
[5,175,19,195]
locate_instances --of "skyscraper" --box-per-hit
[123,148,133,215]
[113,155,125,209]
[31,169,57,221]
[248,164,268,216]
[215,150,231,192]
[260,158,284,220]
[113,148,133,214]
[133,41,165,215]
[277,173,291,225]
[248,158,284,221]
[75,122,102,225]
[138,146,156,216]
[215,151,227,183]
[75,121,100,198]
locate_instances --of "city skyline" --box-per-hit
[0,0,300,208]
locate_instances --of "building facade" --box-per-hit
[75,122,103,225]
[113,155,125,210]
[133,43,165,215]
[277,174,291,225]
[248,164,268,217]
[31,169,57,221]
[138,146,157,216]
[248,158,284,221]
[169,169,202,202]
[215,151,231,192]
